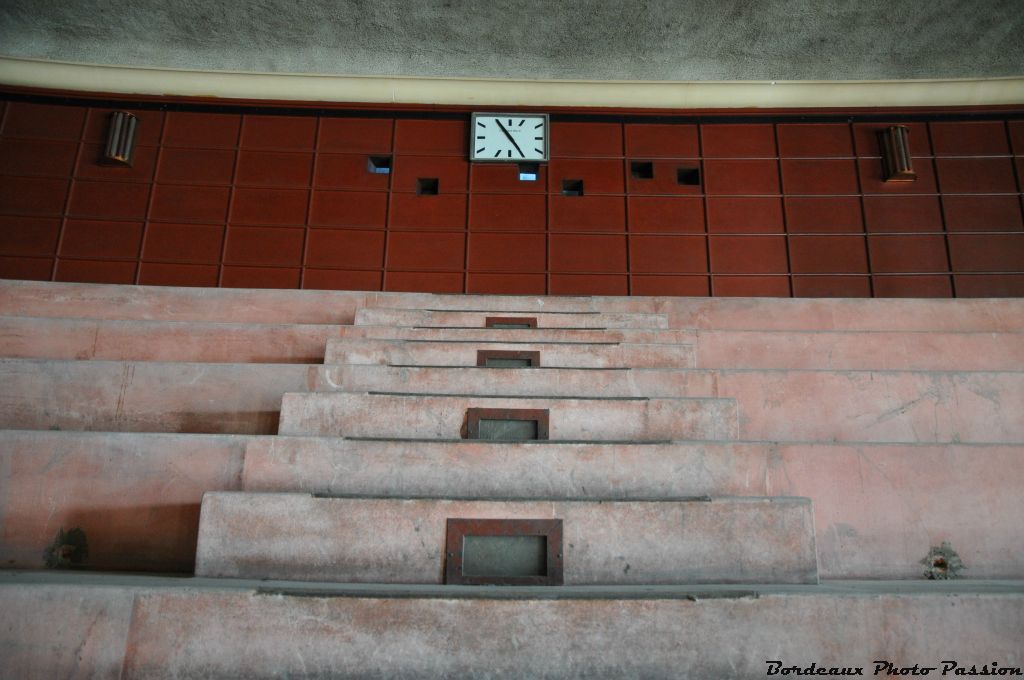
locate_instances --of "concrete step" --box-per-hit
[278,392,739,441]
[0,315,341,363]
[354,307,670,329]
[324,338,695,368]
[195,492,818,585]
[3,573,1022,680]
[335,324,696,344]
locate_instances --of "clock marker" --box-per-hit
[477,147,486,154]
[534,148,544,155]
[534,137,543,140]
[534,123,543,129]
[507,150,512,158]
[494,150,502,157]
[477,121,486,128]
[518,120,525,126]
[508,119,512,126]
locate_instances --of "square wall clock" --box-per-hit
[470,113,549,162]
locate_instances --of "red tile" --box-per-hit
[303,269,382,291]
[150,185,230,223]
[164,112,241,148]
[776,124,853,158]
[309,191,387,228]
[781,159,858,194]
[629,235,707,273]
[627,197,704,233]
[56,259,136,284]
[0,177,69,216]
[0,217,60,256]
[625,160,702,195]
[394,120,466,156]
[943,195,1023,232]
[467,233,545,272]
[863,196,944,233]
[624,124,699,158]
[305,229,385,269]
[387,232,465,271]
[315,154,391,191]
[75,143,157,181]
[549,195,625,232]
[1010,121,1024,155]
[701,124,776,158]
[785,197,863,233]
[469,194,546,231]
[548,159,624,194]
[231,187,308,226]
[852,122,931,157]
[550,234,627,272]
[60,220,143,259]
[83,108,164,146]
[389,194,467,230]
[711,275,790,297]
[318,118,393,153]
[930,121,1009,156]
[470,163,547,193]
[631,275,709,296]
[703,160,779,195]
[143,223,225,263]
[157,148,235,184]
[549,123,622,158]
[709,236,788,274]
[138,262,219,287]
[949,234,1024,272]
[3,102,85,140]
[792,276,871,297]
[857,157,937,194]
[0,256,53,281]
[68,181,149,220]
[549,274,628,295]
[467,273,546,295]
[789,235,868,274]
[935,158,1017,193]
[869,235,950,273]
[221,266,301,289]
[240,115,317,150]
[385,271,463,293]
[235,151,313,187]
[954,274,1024,297]
[225,226,305,266]
[706,197,784,233]
[0,138,77,176]
[392,156,468,193]
[873,275,953,298]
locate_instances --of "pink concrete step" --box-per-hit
[278,392,738,441]
[354,307,670,329]
[4,574,1022,680]
[0,315,341,363]
[195,492,817,585]
[323,338,695,368]
[335,324,696,344]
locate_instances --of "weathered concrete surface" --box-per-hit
[3,574,1022,680]
[335,324,696,344]
[195,493,818,584]
[0,431,250,571]
[0,315,342,363]
[278,392,739,441]
[354,308,670,329]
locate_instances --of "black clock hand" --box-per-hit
[495,120,525,157]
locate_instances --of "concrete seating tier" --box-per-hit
[353,307,671,329]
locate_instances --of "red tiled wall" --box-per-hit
[1,97,1023,296]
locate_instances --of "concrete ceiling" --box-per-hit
[1,0,1023,82]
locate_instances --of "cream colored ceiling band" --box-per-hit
[1,56,1022,109]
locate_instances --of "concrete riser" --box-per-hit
[336,325,697,344]
[354,308,670,329]
[277,392,739,441]
[195,493,818,584]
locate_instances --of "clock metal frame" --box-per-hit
[470,112,550,163]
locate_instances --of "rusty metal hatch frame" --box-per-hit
[476,349,542,367]
[464,407,550,440]
[445,518,564,585]
[484,316,538,328]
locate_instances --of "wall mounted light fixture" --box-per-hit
[878,125,916,182]
[103,111,138,166]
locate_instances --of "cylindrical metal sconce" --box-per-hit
[103,111,138,166]
[878,125,916,182]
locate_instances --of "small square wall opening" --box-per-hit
[561,179,584,196]
[367,156,392,174]
[677,167,701,185]
[445,518,564,585]
[477,349,541,367]
[465,407,550,441]
[485,316,537,329]
[630,161,654,179]
[417,178,439,195]
[518,163,539,181]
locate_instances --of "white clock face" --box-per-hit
[470,113,549,162]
